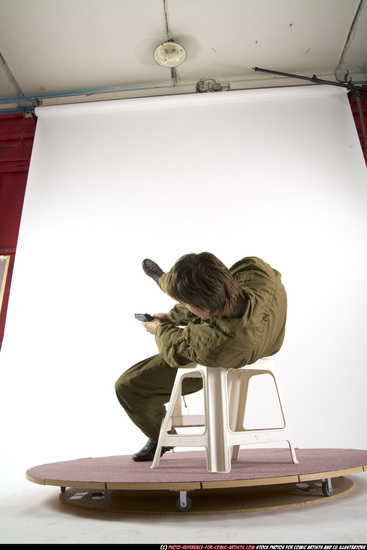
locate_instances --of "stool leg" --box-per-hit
[204,367,232,473]
[151,372,186,469]
[228,370,252,460]
[270,372,299,464]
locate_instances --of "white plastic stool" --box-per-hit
[151,357,298,473]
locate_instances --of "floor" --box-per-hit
[1,472,366,544]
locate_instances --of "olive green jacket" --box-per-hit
[155,256,287,369]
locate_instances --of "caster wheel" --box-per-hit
[322,480,333,497]
[176,494,192,512]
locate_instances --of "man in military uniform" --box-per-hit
[115,252,287,461]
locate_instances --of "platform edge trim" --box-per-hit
[26,475,107,491]
[201,475,300,490]
[26,473,45,485]
[105,481,201,491]
[299,466,364,482]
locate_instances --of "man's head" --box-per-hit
[165,252,243,319]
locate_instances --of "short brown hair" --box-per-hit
[165,252,244,317]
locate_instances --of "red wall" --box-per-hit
[0,114,36,348]
[348,89,367,164]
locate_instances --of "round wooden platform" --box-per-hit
[59,477,353,515]
[26,448,367,514]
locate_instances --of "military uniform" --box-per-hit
[115,256,287,440]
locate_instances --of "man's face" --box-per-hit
[183,303,211,320]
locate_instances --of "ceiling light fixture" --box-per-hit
[153,41,186,68]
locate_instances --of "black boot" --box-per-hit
[132,438,174,462]
[142,259,164,285]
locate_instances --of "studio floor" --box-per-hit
[1,471,367,544]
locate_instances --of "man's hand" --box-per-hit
[142,318,162,335]
[152,312,173,324]
[142,313,173,335]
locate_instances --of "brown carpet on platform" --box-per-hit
[26,448,367,485]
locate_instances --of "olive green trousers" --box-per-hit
[115,354,203,440]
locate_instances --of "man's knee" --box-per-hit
[115,373,124,393]
[115,373,132,407]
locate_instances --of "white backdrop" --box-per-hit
[0,86,366,487]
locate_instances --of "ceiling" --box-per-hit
[0,0,366,114]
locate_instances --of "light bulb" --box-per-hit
[153,42,187,68]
